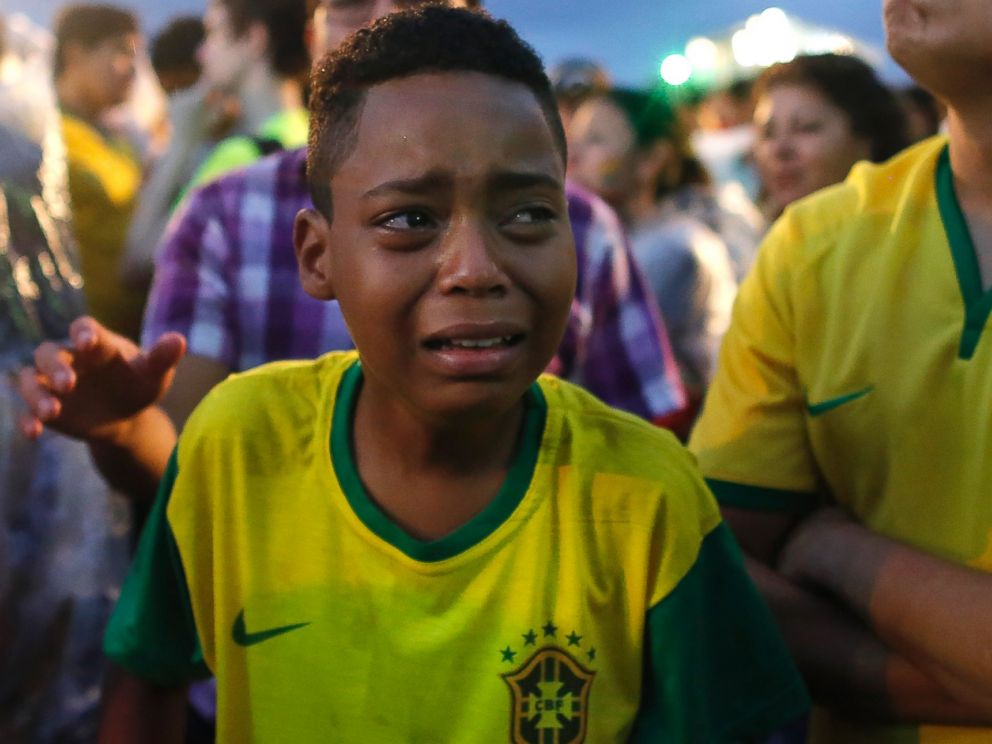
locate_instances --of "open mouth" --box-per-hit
[423,334,525,351]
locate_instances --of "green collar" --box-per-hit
[330,361,547,562]
[936,145,992,359]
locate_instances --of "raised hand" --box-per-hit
[17,316,186,445]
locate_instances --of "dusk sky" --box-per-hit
[5,0,905,85]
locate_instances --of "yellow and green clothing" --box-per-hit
[690,136,992,744]
[187,107,308,191]
[61,112,145,340]
[106,351,806,743]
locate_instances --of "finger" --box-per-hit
[18,410,43,440]
[33,341,76,393]
[71,317,138,369]
[134,332,187,380]
[68,316,99,352]
[17,367,61,420]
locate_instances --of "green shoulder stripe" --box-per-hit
[103,448,209,686]
[631,523,809,742]
[707,479,819,514]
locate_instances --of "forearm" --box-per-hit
[99,667,188,744]
[89,405,176,507]
[797,525,992,712]
[747,557,991,724]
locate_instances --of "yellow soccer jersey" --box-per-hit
[61,112,145,340]
[106,351,806,743]
[690,136,992,744]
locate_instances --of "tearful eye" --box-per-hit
[379,211,436,230]
[508,206,556,225]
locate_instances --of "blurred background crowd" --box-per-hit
[0,0,947,741]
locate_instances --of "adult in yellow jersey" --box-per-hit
[18,7,808,742]
[689,1,992,742]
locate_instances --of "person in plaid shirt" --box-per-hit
[143,145,685,429]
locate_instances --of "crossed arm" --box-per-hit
[730,504,992,724]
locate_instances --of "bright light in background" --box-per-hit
[759,7,789,29]
[732,7,799,68]
[731,29,757,67]
[660,53,693,86]
[806,32,856,55]
[685,37,718,70]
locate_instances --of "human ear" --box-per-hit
[294,208,336,300]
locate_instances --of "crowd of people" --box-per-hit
[1,0,989,742]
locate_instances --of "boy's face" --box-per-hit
[296,71,575,421]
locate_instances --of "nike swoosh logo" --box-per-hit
[232,609,310,647]
[806,385,874,417]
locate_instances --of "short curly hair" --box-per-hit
[305,4,565,219]
[754,53,909,163]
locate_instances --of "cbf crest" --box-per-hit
[499,620,595,744]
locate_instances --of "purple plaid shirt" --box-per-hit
[143,147,684,420]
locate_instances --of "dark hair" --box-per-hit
[899,85,942,140]
[151,16,204,77]
[754,53,909,163]
[602,87,709,197]
[726,78,753,102]
[217,0,310,81]
[53,4,138,77]
[306,5,565,220]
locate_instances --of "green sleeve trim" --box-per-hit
[936,144,992,360]
[631,523,810,742]
[104,448,210,686]
[707,479,819,514]
[330,361,547,562]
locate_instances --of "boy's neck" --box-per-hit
[351,379,527,542]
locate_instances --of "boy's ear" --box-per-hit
[294,208,336,300]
